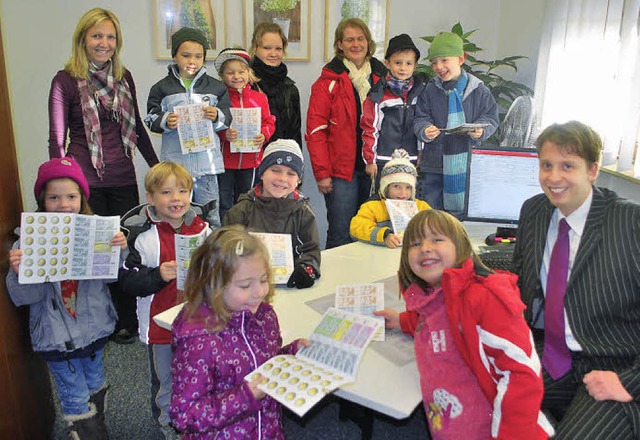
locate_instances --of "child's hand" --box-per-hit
[373,308,400,329]
[365,163,377,180]
[424,125,440,140]
[166,113,178,130]
[159,261,178,282]
[253,133,266,148]
[297,338,311,350]
[110,231,127,251]
[9,249,22,274]
[469,127,483,139]
[248,374,267,400]
[226,128,239,142]
[204,106,219,121]
[384,233,402,249]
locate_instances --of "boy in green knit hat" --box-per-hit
[412,32,499,218]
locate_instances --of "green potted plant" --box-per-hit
[416,22,533,113]
[258,0,300,37]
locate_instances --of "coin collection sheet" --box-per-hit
[246,307,381,416]
[19,213,120,284]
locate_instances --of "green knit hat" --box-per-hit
[427,32,464,60]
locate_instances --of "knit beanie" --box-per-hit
[257,139,304,180]
[171,27,209,58]
[379,149,417,199]
[214,48,251,74]
[34,157,90,200]
[427,32,464,60]
[385,34,420,60]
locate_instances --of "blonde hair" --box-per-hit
[250,22,288,56]
[398,210,489,290]
[333,18,376,60]
[144,162,194,194]
[181,225,275,330]
[219,59,259,85]
[64,8,125,80]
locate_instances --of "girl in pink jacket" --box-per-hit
[379,210,553,439]
[170,226,304,439]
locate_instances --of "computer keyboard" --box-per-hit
[478,245,515,272]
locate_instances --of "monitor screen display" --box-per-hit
[465,148,543,223]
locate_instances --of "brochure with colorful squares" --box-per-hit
[18,212,120,284]
[246,307,382,416]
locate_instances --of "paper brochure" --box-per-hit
[19,212,120,284]
[175,103,217,154]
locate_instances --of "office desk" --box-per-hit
[154,224,498,420]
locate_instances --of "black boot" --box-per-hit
[65,404,108,440]
[89,384,109,426]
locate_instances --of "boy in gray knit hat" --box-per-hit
[145,27,232,229]
[222,139,321,289]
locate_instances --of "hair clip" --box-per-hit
[235,240,244,256]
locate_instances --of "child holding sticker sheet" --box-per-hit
[350,149,430,248]
[6,158,126,439]
[222,139,321,289]
[119,162,210,438]
[375,210,552,439]
[146,27,232,229]
[170,226,307,438]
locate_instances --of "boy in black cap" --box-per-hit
[145,27,232,229]
[361,33,427,193]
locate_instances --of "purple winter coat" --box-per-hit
[170,301,299,439]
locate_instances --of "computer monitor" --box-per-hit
[465,147,543,223]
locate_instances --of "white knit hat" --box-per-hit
[213,48,251,73]
[379,149,417,199]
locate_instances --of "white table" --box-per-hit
[154,223,498,420]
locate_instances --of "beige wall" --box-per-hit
[2,0,546,243]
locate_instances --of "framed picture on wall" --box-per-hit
[244,0,311,62]
[324,0,389,62]
[154,0,227,60]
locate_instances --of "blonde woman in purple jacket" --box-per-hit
[170,226,306,439]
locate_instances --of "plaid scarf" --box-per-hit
[443,71,469,212]
[78,61,138,179]
[385,73,414,97]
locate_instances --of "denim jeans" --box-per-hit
[217,169,256,222]
[47,346,106,415]
[192,174,221,228]
[148,344,173,428]
[324,169,372,249]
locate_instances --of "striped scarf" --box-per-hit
[443,71,468,212]
[78,61,137,179]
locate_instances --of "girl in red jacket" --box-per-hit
[378,210,553,439]
[214,48,275,221]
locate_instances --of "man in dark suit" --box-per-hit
[513,121,640,439]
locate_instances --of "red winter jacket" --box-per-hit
[219,84,275,170]
[404,259,554,439]
[305,57,386,182]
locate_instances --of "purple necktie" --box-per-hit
[543,218,572,379]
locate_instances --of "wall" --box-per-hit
[3,0,548,246]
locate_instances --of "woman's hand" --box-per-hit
[166,113,178,130]
[9,249,22,274]
[317,177,332,194]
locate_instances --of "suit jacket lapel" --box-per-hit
[570,187,605,284]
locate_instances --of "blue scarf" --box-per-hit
[443,71,468,213]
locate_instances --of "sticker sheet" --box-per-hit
[175,103,216,154]
[249,232,294,284]
[335,283,385,341]
[385,199,419,239]
[175,228,208,290]
[246,308,381,416]
[229,108,261,153]
[19,213,120,284]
